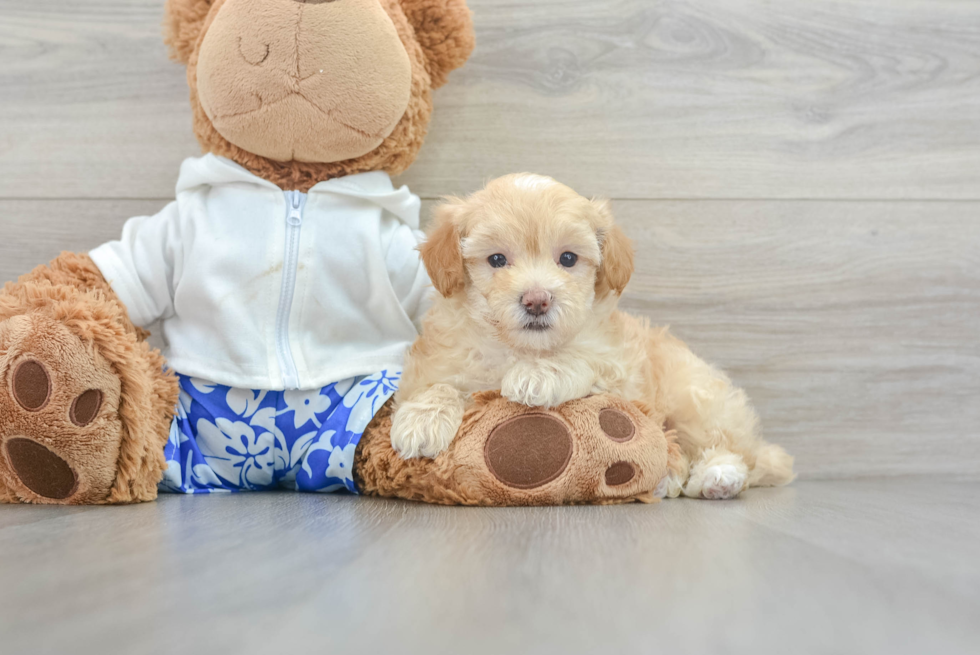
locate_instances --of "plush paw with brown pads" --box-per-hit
[0,252,179,505]
[354,392,672,506]
[0,315,124,504]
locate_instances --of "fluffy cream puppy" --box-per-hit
[391,174,794,499]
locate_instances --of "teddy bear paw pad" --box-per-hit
[4,438,77,500]
[598,407,635,442]
[604,460,636,486]
[12,360,52,411]
[484,414,573,489]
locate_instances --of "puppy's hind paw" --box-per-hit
[654,473,685,499]
[690,464,746,500]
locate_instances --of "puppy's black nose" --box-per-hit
[522,289,552,316]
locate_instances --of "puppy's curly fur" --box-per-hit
[392,174,795,499]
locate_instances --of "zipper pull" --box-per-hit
[287,191,303,226]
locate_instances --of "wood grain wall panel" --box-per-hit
[1,1,978,199]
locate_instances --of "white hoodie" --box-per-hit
[90,154,430,391]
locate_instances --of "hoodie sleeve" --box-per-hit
[385,222,434,334]
[89,201,182,329]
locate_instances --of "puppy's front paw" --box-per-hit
[502,365,568,408]
[390,386,464,459]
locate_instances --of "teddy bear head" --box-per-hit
[164,0,474,190]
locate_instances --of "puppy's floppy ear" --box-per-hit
[592,200,634,297]
[420,199,467,297]
[164,0,214,65]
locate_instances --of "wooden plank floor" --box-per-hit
[1,480,978,655]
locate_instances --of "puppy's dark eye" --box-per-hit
[559,252,578,268]
[488,254,508,268]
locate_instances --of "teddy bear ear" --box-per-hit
[398,0,476,88]
[163,0,215,65]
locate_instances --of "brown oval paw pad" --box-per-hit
[599,408,635,442]
[605,461,636,486]
[70,390,103,427]
[485,414,573,489]
[4,438,77,499]
[12,360,51,411]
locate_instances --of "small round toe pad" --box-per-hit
[4,438,77,499]
[12,360,51,412]
[485,414,573,489]
[605,461,636,486]
[599,408,635,442]
[70,390,103,427]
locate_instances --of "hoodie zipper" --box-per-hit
[275,190,306,390]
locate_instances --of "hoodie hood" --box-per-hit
[176,154,422,229]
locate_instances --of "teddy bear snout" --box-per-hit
[196,0,412,163]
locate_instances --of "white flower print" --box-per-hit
[159,456,184,493]
[345,394,378,435]
[342,371,399,409]
[249,406,291,470]
[287,430,318,474]
[196,417,274,489]
[159,422,187,492]
[280,389,331,430]
[167,419,183,449]
[178,389,195,417]
[326,443,357,484]
[343,371,400,434]
[332,377,355,398]
[190,378,218,394]
[226,388,267,418]
[191,462,226,489]
[301,431,336,481]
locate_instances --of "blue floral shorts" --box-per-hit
[159,370,400,494]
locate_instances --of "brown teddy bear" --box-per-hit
[0,0,672,506]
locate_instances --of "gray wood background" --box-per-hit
[2,0,978,480]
